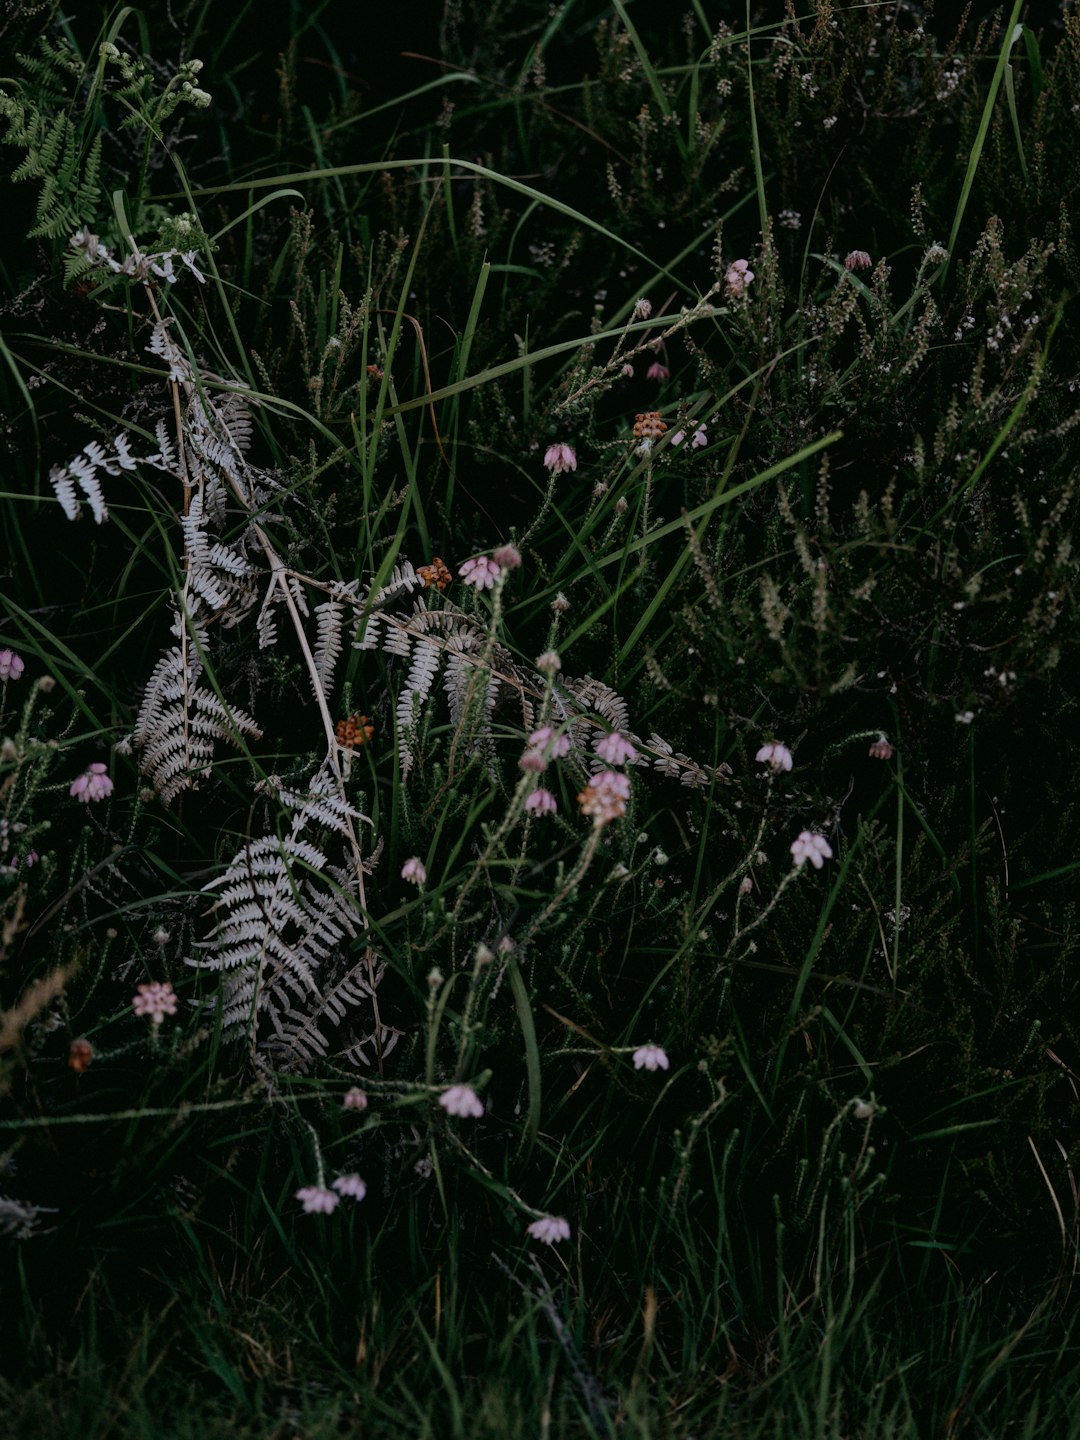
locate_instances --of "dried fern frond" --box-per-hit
[188,766,378,1066]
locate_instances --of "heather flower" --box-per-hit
[132,980,178,1024]
[524,788,557,816]
[439,1084,484,1119]
[738,875,753,896]
[69,762,114,803]
[725,259,754,296]
[0,650,25,682]
[791,831,833,870]
[577,770,630,826]
[459,555,501,590]
[535,649,561,674]
[401,856,427,886]
[343,1087,368,1111]
[551,592,570,614]
[755,742,793,773]
[529,725,570,759]
[594,731,637,766]
[671,424,708,449]
[632,1044,669,1072]
[519,748,546,773]
[645,361,669,382]
[844,250,872,271]
[492,543,522,571]
[868,737,894,761]
[527,1215,571,1245]
[67,1038,93,1073]
[296,1185,339,1215]
[331,1174,367,1201]
[543,443,577,475]
[621,363,635,377]
[632,298,652,319]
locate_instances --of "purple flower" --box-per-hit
[543,443,577,475]
[459,555,502,590]
[69,762,114,803]
[594,732,637,766]
[791,831,833,870]
[343,1087,368,1111]
[132,981,178,1025]
[519,748,547,773]
[844,250,872,271]
[296,1185,339,1215]
[646,361,669,382]
[0,650,25,682]
[439,1084,484,1119]
[527,1215,571,1245]
[868,737,894,760]
[755,742,793,773]
[401,857,427,886]
[331,1174,367,1201]
[524,788,557,816]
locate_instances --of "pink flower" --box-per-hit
[755,742,793,773]
[0,650,25,682]
[132,981,178,1025]
[69,762,114,803]
[524,788,557,816]
[331,1174,367,1201]
[621,363,635,378]
[633,298,652,319]
[439,1084,484,1119]
[790,831,833,869]
[296,1185,339,1215]
[844,250,872,271]
[738,875,753,896]
[543,443,577,475]
[527,1215,571,1245]
[646,361,669,382]
[577,770,630,826]
[594,732,637,766]
[672,425,708,449]
[725,259,754,296]
[868,737,894,760]
[492,543,522,571]
[632,1044,669,1072]
[459,555,502,590]
[343,1087,368,1111]
[535,650,561,674]
[401,856,427,886]
[519,747,547,773]
[529,726,570,759]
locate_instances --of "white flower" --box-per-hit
[632,298,652,319]
[632,1044,670,1072]
[527,1215,571,1245]
[296,1185,339,1215]
[535,649,562,674]
[790,831,833,869]
[331,1174,367,1201]
[755,742,793,773]
[439,1084,484,1119]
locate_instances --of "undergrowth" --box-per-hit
[1,2,1078,1436]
